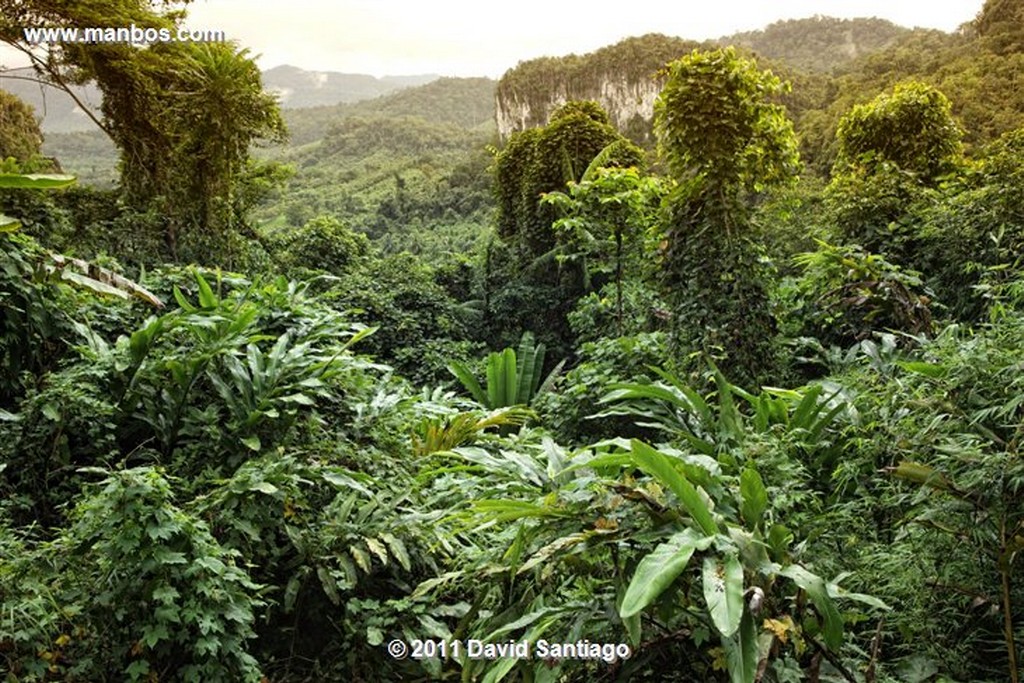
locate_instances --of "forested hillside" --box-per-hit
[3,1,1024,681]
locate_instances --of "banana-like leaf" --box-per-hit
[740,468,768,531]
[620,528,712,618]
[448,360,488,406]
[631,440,718,536]
[703,554,744,638]
[780,564,843,650]
[721,608,758,683]
[502,348,517,406]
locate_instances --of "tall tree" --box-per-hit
[0,89,44,163]
[0,1,285,263]
[655,47,799,385]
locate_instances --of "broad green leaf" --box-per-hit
[703,555,744,638]
[448,360,488,406]
[620,528,712,618]
[250,480,277,495]
[791,384,824,429]
[781,564,843,650]
[631,440,718,536]
[502,348,517,406]
[739,468,768,530]
[241,435,261,452]
[317,566,340,605]
[0,172,75,189]
[721,608,758,683]
[364,536,389,565]
[0,214,19,232]
[896,360,947,378]
[889,461,954,491]
[195,271,218,308]
[381,532,411,571]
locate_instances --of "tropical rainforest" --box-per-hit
[1,1,1024,681]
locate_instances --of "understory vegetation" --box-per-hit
[3,1,1024,681]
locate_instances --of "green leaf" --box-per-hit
[195,271,218,308]
[502,347,517,406]
[250,481,278,495]
[448,360,488,406]
[631,440,718,536]
[781,564,843,650]
[739,468,768,530]
[721,608,758,683]
[620,528,712,618]
[0,214,20,232]
[241,435,261,452]
[381,532,411,571]
[703,554,744,638]
[0,172,76,189]
[367,626,384,646]
[896,360,946,378]
[317,566,341,605]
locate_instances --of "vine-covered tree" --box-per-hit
[0,89,43,163]
[655,47,799,385]
[0,0,285,264]
[833,81,963,182]
[493,100,643,260]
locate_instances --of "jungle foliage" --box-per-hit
[4,1,1024,681]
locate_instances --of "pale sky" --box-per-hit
[2,1,985,78]
[179,0,984,77]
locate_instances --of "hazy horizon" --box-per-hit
[1,1,984,79]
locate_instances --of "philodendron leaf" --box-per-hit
[703,554,744,638]
[721,608,758,683]
[620,528,713,619]
[631,439,718,536]
[781,564,844,650]
[739,467,768,530]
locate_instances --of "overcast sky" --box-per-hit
[179,0,984,77]
[1,1,984,78]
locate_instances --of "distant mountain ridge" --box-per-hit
[494,16,918,141]
[0,65,439,134]
[261,66,438,109]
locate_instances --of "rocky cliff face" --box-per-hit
[494,19,915,143]
[494,34,700,144]
[495,74,663,144]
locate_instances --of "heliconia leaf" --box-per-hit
[502,348,517,406]
[631,440,718,536]
[620,528,712,618]
[486,351,501,408]
[791,384,824,429]
[740,468,768,530]
[721,608,758,683]
[780,564,844,650]
[195,271,218,309]
[448,360,488,406]
[703,554,744,638]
